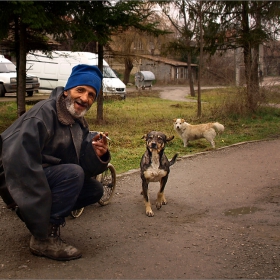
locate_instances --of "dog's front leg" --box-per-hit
[156,176,168,209]
[142,180,154,217]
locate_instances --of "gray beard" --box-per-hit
[65,95,88,118]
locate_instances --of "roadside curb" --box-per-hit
[116,138,276,179]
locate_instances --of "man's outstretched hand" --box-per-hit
[92,132,109,157]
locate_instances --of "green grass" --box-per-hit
[1,87,280,174]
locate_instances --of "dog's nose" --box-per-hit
[151,142,157,149]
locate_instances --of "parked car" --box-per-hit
[0,55,40,97]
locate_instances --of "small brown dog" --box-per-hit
[173,118,224,148]
[140,131,178,217]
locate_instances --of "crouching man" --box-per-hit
[0,64,110,261]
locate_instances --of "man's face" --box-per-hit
[64,85,96,118]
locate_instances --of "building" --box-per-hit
[137,54,197,84]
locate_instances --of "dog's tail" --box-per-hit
[169,153,179,166]
[213,122,225,132]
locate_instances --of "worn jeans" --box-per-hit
[44,164,103,225]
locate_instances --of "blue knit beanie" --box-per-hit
[64,64,103,97]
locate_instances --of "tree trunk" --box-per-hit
[187,52,195,97]
[17,21,27,117]
[250,44,260,110]
[97,43,104,124]
[241,1,259,113]
[235,48,242,86]
[14,15,20,100]
[123,57,133,85]
[251,1,262,108]
[197,1,203,118]
[243,42,253,109]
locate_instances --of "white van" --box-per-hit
[26,51,126,99]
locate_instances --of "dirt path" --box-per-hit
[153,76,280,102]
[1,139,280,279]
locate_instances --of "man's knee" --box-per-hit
[45,164,85,194]
[67,164,85,181]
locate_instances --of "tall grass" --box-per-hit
[87,88,280,173]
[0,87,280,174]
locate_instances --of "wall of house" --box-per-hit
[139,58,194,84]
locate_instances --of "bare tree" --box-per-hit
[161,1,196,97]
[109,2,171,86]
[161,0,216,117]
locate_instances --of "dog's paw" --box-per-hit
[156,193,167,209]
[145,204,154,217]
[156,202,161,209]
[146,209,154,217]
[156,199,167,209]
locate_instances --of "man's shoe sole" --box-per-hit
[30,247,82,261]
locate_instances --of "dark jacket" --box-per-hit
[0,87,110,239]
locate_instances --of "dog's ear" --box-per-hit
[141,134,147,140]
[181,119,185,123]
[166,135,174,142]
[173,118,177,122]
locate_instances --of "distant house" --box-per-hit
[137,54,197,84]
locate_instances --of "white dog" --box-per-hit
[173,118,224,148]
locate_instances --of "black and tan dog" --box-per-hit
[140,131,178,217]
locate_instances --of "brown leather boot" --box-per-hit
[29,224,82,261]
